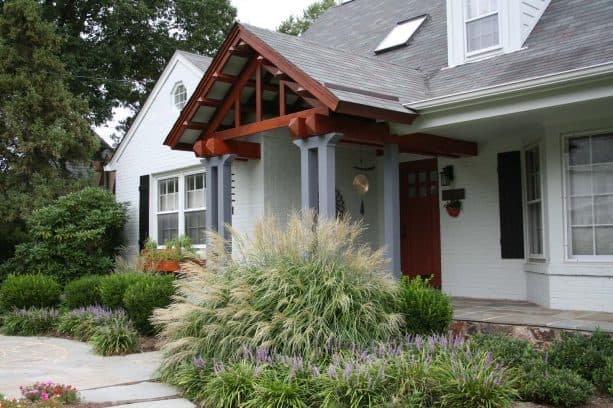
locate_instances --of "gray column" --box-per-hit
[383,143,401,278]
[201,154,235,242]
[293,133,343,219]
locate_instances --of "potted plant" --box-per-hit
[141,236,197,273]
[444,200,462,217]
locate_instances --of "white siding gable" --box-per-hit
[520,0,551,43]
[106,52,206,256]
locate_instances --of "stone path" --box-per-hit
[0,336,194,407]
[453,298,613,332]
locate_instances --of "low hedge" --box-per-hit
[123,274,175,335]
[98,272,147,310]
[399,276,453,335]
[0,274,61,312]
[63,275,104,309]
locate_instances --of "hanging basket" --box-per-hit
[446,207,461,218]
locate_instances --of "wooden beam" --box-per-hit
[262,64,290,81]
[210,107,329,141]
[198,97,222,107]
[213,72,278,92]
[184,121,208,130]
[194,138,261,159]
[279,82,286,116]
[386,133,478,157]
[204,56,261,136]
[234,98,241,127]
[256,63,262,122]
[228,45,252,58]
[288,113,388,145]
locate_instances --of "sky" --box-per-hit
[95,0,318,145]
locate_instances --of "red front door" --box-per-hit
[399,159,442,288]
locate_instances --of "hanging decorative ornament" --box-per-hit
[353,174,369,216]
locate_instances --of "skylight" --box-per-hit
[375,15,427,53]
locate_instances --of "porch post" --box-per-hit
[293,133,343,218]
[383,143,401,278]
[201,154,235,242]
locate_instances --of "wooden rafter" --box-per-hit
[213,72,278,92]
[255,62,263,122]
[194,139,261,159]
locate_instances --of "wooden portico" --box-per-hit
[164,23,477,275]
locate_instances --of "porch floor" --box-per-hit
[452,298,613,333]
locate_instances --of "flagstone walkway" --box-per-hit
[0,336,194,407]
[453,298,613,332]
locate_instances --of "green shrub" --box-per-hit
[399,276,453,335]
[98,272,146,309]
[7,188,127,283]
[0,274,61,312]
[471,334,543,367]
[548,330,613,389]
[63,275,104,309]
[123,274,175,335]
[521,361,593,407]
[249,368,312,408]
[90,319,139,356]
[593,356,613,396]
[432,348,518,408]
[1,308,59,336]
[154,213,403,375]
[56,306,130,341]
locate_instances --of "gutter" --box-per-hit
[404,61,613,113]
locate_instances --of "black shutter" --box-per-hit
[497,151,525,259]
[138,175,150,250]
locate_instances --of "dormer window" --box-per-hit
[465,0,500,54]
[172,82,187,110]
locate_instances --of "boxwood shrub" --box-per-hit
[98,272,147,310]
[123,274,175,335]
[0,274,61,312]
[399,276,453,335]
[63,275,104,309]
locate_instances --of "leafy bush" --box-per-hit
[154,213,403,375]
[593,356,613,396]
[399,276,453,335]
[0,274,61,312]
[98,272,146,309]
[141,236,196,263]
[123,274,175,335]
[90,319,139,356]
[548,330,613,391]
[63,275,104,309]
[55,306,130,341]
[521,361,593,407]
[7,188,127,283]
[1,308,59,336]
[471,334,542,367]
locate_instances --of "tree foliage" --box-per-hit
[0,0,97,226]
[0,0,237,126]
[277,0,336,36]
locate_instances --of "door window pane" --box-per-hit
[158,213,178,245]
[185,211,206,245]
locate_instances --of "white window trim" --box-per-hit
[523,142,546,261]
[561,129,613,264]
[152,168,207,249]
[463,1,503,59]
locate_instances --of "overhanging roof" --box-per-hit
[164,24,420,150]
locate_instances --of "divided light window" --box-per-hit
[375,15,427,54]
[525,145,544,257]
[465,0,500,54]
[565,133,613,258]
[174,83,187,110]
[156,172,206,246]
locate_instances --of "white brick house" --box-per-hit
[107,0,613,312]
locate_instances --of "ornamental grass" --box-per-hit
[153,212,404,378]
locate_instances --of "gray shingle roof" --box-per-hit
[178,50,213,72]
[302,0,613,104]
[243,24,425,112]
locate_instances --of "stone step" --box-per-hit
[80,381,180,404]
[112,399,196,407]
